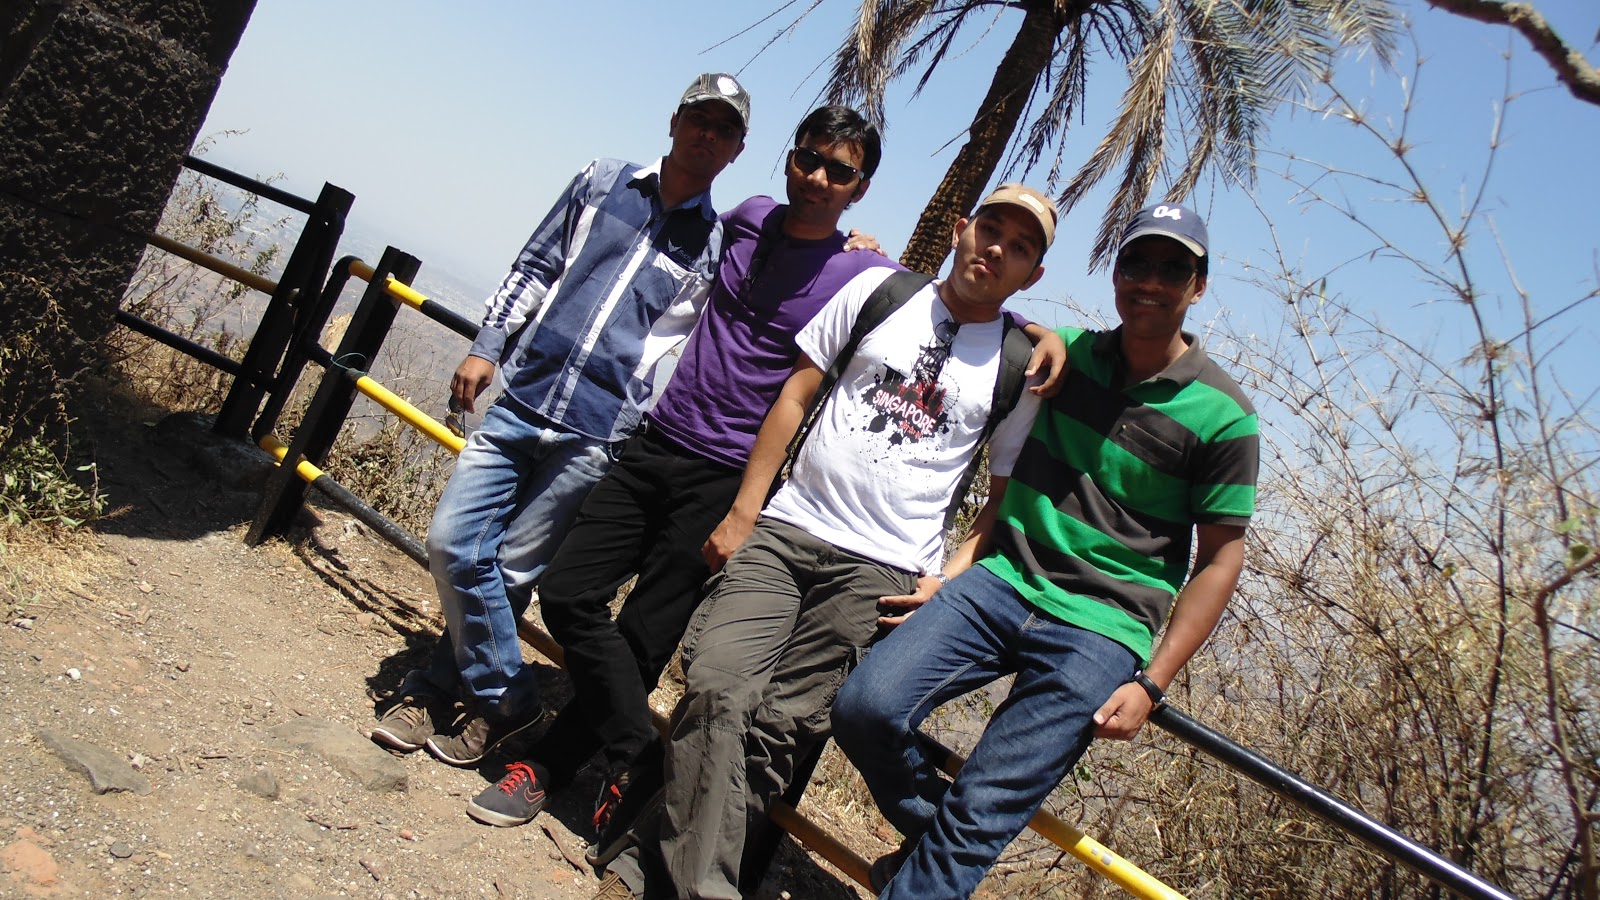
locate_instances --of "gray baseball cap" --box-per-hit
[678,73,751,133]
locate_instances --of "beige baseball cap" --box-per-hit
[976,184,1058,249]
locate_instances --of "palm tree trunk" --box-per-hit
[898,0,1068,274]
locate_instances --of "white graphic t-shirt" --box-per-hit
[761,268,1041,574]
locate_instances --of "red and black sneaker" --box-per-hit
[467,760,550,828]
[586,754,666,867]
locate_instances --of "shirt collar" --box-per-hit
[628,158,717,222]
[1092,326,1208,388]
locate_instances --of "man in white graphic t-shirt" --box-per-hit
[597,184,1057,900]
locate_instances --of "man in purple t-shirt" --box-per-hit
[464,107,891,838]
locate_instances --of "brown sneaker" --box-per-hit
[589,871,638,899]
[370,684,447,752]
[425,704,544,766]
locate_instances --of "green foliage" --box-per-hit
[0,432,103,530]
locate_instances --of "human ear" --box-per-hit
[951,217,970,249]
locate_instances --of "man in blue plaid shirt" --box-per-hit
[368,73,751,767]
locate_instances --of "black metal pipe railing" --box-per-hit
[180,154,319,215]
[1151,705,1517,900]
[114,309,243,376]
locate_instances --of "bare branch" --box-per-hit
[1424,0,1600,106]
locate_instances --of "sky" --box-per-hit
[197,0,1600,387]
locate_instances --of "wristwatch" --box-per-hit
[1132,671,1166,711]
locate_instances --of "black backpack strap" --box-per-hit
[783,270,935,468]
[943,314,1034,531]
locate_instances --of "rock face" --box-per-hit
[37,729,153,795]
[0,0,256,430]
[267,718,409,793]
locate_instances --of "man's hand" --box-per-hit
[702,510,757,573]
[1091,681,1156,740]
[876,574,943,628]
[844,229,887,257]
[1024,326,1068,398]
[451,355,497,414]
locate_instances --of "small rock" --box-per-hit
[66,668,82,681]
[37,730,152,795]
[11,618,32,631]
[136,581,154,594]
[0,839,59,889]
[237,769,280,800]
[398,829,414,841]
[109,841,133,859]
[266,719,407,792]
[174,660,190,673]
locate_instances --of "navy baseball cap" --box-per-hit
[1118,203,1208,258]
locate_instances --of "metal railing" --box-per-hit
[117,154,353,440]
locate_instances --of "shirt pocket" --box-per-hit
[1115,417,1187,475]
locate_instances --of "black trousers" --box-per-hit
[534,427,742,782]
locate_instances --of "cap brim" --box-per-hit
[1119,226,1205,258]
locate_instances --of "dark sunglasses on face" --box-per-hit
[1116,254,1197,287]
[790,146,862,186]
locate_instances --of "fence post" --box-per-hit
[250,255,361,441]
[215,181,354,438]
[245,246,419,545]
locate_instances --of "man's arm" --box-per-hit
[1019,323,1068,398]
[1092,522,1247,740]
[877,476,1010,627]
[701,355,825,571]
[455,164,593,412]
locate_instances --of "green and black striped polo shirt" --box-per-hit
[979,326,1258,664]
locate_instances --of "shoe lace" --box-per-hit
[593,775,626,831]
[390,700,427,727]
[497,762,537,795]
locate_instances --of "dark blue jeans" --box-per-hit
[832,565,1137,900]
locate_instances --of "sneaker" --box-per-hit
[585,762,665,867]
[869,845,912,893]
[589,871,638,899]
[467,760,550,827]
[425,704,544,766]
[370,684,445,752]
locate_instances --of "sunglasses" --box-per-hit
[790,146,862,186]
[1116,254,1197,287]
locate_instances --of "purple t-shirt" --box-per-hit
[647,195,897,469]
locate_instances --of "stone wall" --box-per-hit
[0,0,255,436]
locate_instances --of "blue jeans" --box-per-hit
[832,565,1137,900]
[423,401,614,717]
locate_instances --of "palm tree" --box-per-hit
[817,0,1397,273]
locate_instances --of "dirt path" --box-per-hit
[0,402,876,899]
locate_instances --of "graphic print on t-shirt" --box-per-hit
[862,320,957,445]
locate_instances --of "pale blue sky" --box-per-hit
[199,0,1599,374]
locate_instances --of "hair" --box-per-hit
[793,106,883,180]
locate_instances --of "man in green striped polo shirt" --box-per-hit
[833,202,1259,899]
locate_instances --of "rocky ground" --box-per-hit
[0,400,884,899]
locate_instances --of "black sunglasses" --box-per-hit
[790,146,862,186]
[1116,254,1197,287]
